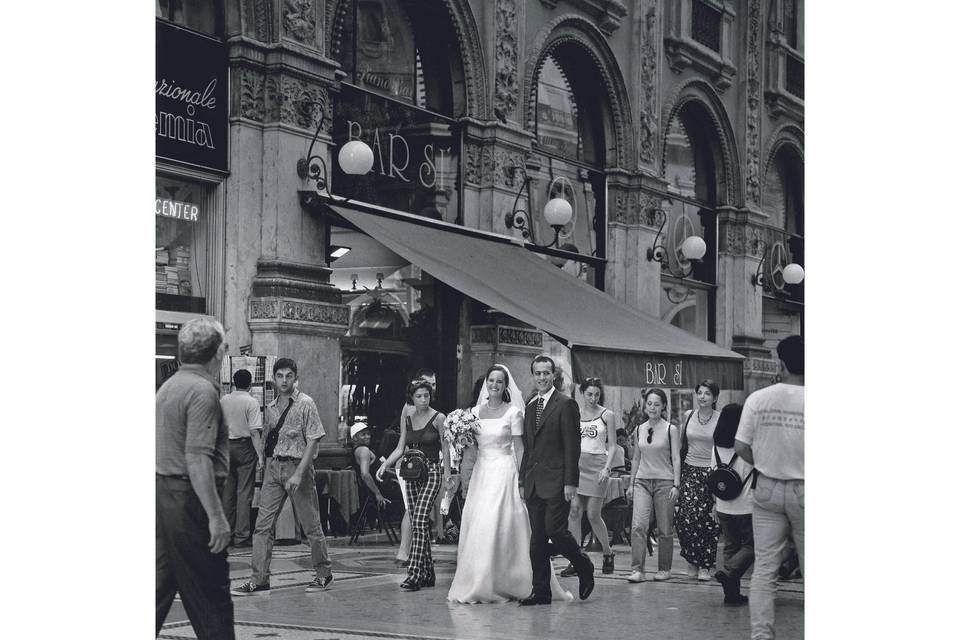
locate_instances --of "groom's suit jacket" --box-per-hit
[520,389,581,500]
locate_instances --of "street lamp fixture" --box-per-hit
[752,239,805,292]
[646,207,706,278]
[503,172,574,250]
[295,100,373,199]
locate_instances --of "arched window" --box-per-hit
[660,103,722,340]
[335,0,461,116]
[528,46,609,288]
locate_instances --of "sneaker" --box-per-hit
[698,568,712,581]
[232,581,270,596]
[653,570,672,581]
[627,570,645,583]
[305,575,334,592]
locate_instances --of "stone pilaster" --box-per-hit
[248,259,350,466]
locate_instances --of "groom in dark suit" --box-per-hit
[518,355,595,605]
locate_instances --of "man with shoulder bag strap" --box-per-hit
[233,358,334,596]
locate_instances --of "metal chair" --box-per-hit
[601,464,633,545]
[348,472,400,545]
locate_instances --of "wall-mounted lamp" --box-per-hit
[349,273,359,290]
[328,245,351,261]
[503,170,574,250]
[375,272,384,289]
[751,239,804,293]
[645,207,707,303]
[295,100,374,199]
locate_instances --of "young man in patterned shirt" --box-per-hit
[232,358,334,595]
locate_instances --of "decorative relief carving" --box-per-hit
[471,327,496,344]
[239,69,265,122]
[249,300,280,320]
[498,327,543,348]
[264,76,328,129]
[253,0,272,42]
[283,0,317,44]
[464,143,482,186]
[327,0,349,57]
[638,2,659,166]
[280,301,349,326]
[494,0,519,123]
[744,0,762,206]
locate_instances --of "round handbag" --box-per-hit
[706,445,754,500]
[398,449,427,482]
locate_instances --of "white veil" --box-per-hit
[474,363,526,418]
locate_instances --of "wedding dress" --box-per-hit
[447,403,573,603]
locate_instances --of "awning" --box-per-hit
[330,205,744,389]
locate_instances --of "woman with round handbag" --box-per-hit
[378,379,453,592]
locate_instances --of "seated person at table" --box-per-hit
[351,422,402,515]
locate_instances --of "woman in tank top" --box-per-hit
[676,379,723,581]
[626,388,680,583]
[378,379,452,592]
[559,377,619,577]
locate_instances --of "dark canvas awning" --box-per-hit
[330,204,743,389]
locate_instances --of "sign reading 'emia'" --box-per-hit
[155,20,228,172]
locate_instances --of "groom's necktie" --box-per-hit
[536,396,545,427]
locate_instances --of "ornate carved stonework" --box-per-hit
[252,0,273,42]
[494,0,519,123]
[638,2,659,166]
[471,326,496,344]
[719,221,769,257]
[249,300,280,320]
[464,143,482,187]
[465,144,526,189]
[498,326,543,348]
[281,300,350,326]
[264,76,328,129]
[283,0,317,44]
[239,69,266,122]
[744,0,762,206]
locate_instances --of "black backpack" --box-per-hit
[706,445,756,500]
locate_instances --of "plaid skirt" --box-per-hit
[675,463,720,568]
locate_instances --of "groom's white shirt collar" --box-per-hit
[536,386,556,404]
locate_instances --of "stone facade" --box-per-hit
[159,0,804,447]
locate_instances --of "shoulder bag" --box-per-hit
[706,445,757,500]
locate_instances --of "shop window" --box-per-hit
[156,0,222,37]
[156,175,211,313]
[662,286,710,341]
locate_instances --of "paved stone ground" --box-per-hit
[159,534,803,640]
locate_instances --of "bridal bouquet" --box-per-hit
[442,408,480,465]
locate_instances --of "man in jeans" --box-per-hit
[220,368,263,547]
[156,318,234,639]
[232,358,334,595]
[735,335,804,640]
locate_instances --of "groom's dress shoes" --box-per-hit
[518,593,552,606]
[578,560,595,600]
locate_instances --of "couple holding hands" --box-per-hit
[379,355,595,605]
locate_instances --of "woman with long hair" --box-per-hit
[676,379,723,581]
[626,388,680,582]
[560,377,618,576]
[378,380,452,592]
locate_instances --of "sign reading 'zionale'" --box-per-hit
[155,20,228,172]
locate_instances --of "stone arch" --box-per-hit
[524,14,636,170]
[660,79,742,206]
[326,0,489,119]
[762,123,804,196]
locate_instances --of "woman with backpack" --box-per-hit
[711,403,755,606]
[676,379,723,581]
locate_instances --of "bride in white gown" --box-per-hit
[447,364,573,604]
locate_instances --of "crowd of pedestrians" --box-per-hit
[157,317,802,640]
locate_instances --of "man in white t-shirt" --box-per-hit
[735,335,804,640]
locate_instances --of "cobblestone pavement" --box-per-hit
[159,535,803,640]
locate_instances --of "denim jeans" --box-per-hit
[717,512,754,581]
[222,438,258,543]
[630,478,674,572]
[750,475,804,640]
[251,458,331,585]
[156,476,235,640]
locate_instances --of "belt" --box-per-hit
[274,455,301,462]
[156,474,226,489]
